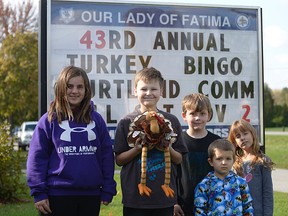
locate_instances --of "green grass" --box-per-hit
[99,174,122,216]
[0,175,122,216]
[1,173,287,216]
[274,192,288,216]
[0,133,287,215]
[265,135,288,169]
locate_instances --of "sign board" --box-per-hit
[41,0,264,142]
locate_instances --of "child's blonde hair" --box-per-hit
[181,93,212,121]
[134,67,164,88]
[228,119,275,176]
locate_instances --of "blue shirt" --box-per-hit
[194,171,254,215]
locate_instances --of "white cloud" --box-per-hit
[264,26,288,48]
[276,54,288,65]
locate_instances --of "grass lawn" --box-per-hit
[0,133,287,215]
[265,135,288,169]
[1,173,287,216]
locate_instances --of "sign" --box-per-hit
[43,0,263,140]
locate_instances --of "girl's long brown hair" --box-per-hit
[228,119,274,176]
[48,66,92,124]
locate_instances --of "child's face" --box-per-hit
[182,108,210,132]
[208,149,234,180]
[134,79,162,112]
[234,130,254,152]
[66,75,85,109]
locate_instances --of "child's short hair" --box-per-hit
[181,93,213,120]
[134,67,164,88]
[208,139,235,161]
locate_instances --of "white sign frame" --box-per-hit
[42,0,264,143]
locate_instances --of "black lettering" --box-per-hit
[163,104,174,113]
[153,31,165,49]
[198,80,208,95]
[169,80,180,98]
[220,34,229,52]
[217,57,228,75]
[162,80,180,98]
[124,31,135,49]
[225,81,238,98]
[139,56,152,68]
[184,56,196,74]
[168,32,178,50]
[205,57,214,75]
[241,81,254,98]
[198,80,254,99]
[99,80,111,98]
[109,30,121,49]
[67,54,78,65]
[80,55,93,72]
[184,56,242,76]
[181,32,191,50]
[211,81,223,99]
[96,55,109,73]
[127,80,135,98]
[193,32,204,51]
[111,55,122,73]
[126,55,136,74]
[90,80,95,97]
[231,57,242,75]
[106,105,117,123]
[206,33,217,51]
[215,104,226,122]
[114,80,124,98]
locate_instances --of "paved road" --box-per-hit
[272,168,288,193]
[265,131,288,193]
[265,131,288,135]
[114,169,288,193]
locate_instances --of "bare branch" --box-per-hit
[0,0,37,42]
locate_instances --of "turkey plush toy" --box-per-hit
[127,111,177,198]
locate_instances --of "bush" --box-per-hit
[0,121,27,203]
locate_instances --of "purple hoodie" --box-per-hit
[26,103,117,203]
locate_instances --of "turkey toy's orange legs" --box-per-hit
[161,147,174,197]
[138,146,152,196]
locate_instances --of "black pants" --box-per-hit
[39,196,101,216]
[123,206,174,216]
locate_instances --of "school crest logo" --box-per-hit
[235,15,249,29]
[59,7,75,24]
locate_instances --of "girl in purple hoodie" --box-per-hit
[27,65,117,216]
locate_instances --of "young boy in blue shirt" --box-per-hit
[194,139,254,215]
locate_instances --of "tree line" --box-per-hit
[0,0,38,128]
[0,0,287,130]
[264,84,288,128]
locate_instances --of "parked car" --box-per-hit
[17,121,38,151]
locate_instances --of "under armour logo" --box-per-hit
[59,120,96,142]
